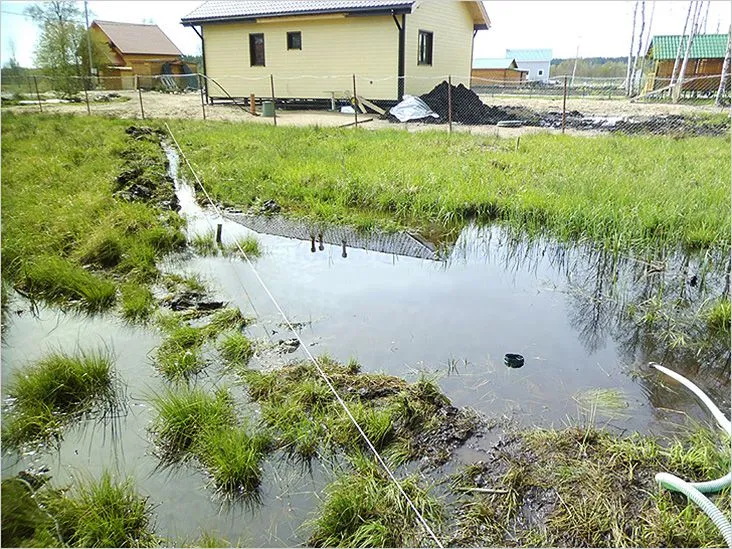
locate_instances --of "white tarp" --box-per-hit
[389,95,439,122]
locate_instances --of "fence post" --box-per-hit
[448,75,453,134]
[562,76,568,134]
[198,74,206,120]
[83,76,91,116]
[136,75,145,120]
[33,76,43,113]
[352,74,358,128]
[270,74,277,127]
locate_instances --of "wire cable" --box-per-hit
[164,122,444,548]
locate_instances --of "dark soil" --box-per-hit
[115,126,179,211]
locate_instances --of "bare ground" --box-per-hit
[4,89,727,138]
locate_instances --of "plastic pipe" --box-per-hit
[656,472,732,548]
[651,363,731,435]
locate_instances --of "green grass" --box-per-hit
[190,230,220,256]
[120,282,155,322]
[450,425,731,547]
[2,114,184,314]
[225,235,262,258]
[154,324,208,381]
[2,349,119,449]
[217,331,254,366]
[169,120,730,253]
[572,387,630,420]
[308,455,442,547]
[148,385,270,493]
[241,357,476,464]
[189,230,262,260]
[1,472,160,548]
[706,299,731,335]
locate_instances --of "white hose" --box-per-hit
[655,472,732,548]
[651,363,732,547]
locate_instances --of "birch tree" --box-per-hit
[670,0,695,86]
[716,27,731,106]
[626,0,639,96]
[674,0,703,101]
[630,0,646,95]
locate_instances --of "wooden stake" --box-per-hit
[83,78,90,115]
[352,74,358,128]
[33,76,43,113]
[216,223,223,244]
[448,75,453,133]
[270,74,277,127]
[199,74,207,120]
[250,93,256,115]
[562,76,568,134]
[136,75,145,120]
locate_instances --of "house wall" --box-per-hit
[651,58,724,92]
[202,15,399,100]
[515,60,550,82]
[471,68,526,85]
[404,0,474,95]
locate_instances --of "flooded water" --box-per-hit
[2,143,729,545]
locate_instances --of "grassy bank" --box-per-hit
[2,114,184,316]
[170,121,729,253]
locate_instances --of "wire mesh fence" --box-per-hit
[1,72,729,136]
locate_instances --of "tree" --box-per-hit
[25,1,85,97]
[716,27,731,106]
[625,0,639,96]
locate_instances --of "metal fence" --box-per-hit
[1,72,729,136]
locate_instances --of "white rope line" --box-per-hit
[164,122,445,549]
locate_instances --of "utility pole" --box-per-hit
[626,0,639,96]
[716,26,731,106]
[83,0,93,83]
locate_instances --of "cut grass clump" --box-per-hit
[190,230,219,256]
[149,385,270,493]
[308,456,442,547]
[450,425,730,548]
[217,331,254,366]
[2,114,184,316]
[120,282,155,322]
[241,357,477,464]
[2,349,119,449]
[572,387,630,420]
[2,471,160,548]
[225,235,262,258]
[205,307,249,334]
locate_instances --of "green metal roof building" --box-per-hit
[647,33,729,60]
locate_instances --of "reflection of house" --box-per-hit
[645,33,729,94]
[471,58,527,85]
[181,0,490,103]
[90,20,193,89]
[505,48,552,82]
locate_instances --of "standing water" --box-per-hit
[2,142,728,545]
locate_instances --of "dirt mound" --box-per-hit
[419,81,538,125]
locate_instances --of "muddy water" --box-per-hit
[2,144,729,545]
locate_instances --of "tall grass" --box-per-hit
[3,349,119,448]
[2,472,160,547]
[2,114,184,315]
[170,121,730,254]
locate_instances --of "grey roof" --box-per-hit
[182,0,415,23]
[93,20,182,56]
[506,48,553,62]
[473,58,522,70]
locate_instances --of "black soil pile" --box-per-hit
[415,81,538,125]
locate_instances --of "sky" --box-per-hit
[1,0,730,67]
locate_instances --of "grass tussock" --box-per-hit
[149,386,270,494]
[189,230,262,259]
[1,471,160,548]
[3,349,119,449]
[2,114,184,315]
[241,357,477,464]
[217,331,254,366]
[171,121,729,253]
[450,425,731,547]
[706,299,731,335]
[308,455,442,547]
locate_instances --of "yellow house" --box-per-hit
[181,0,490,103]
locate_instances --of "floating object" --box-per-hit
[504,353,524,368]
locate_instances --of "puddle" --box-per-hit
[2,142,728,545]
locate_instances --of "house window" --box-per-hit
[418,30,433,65]
[538,69,544,76]
[249,33,265,66]
[287,31,302,50]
